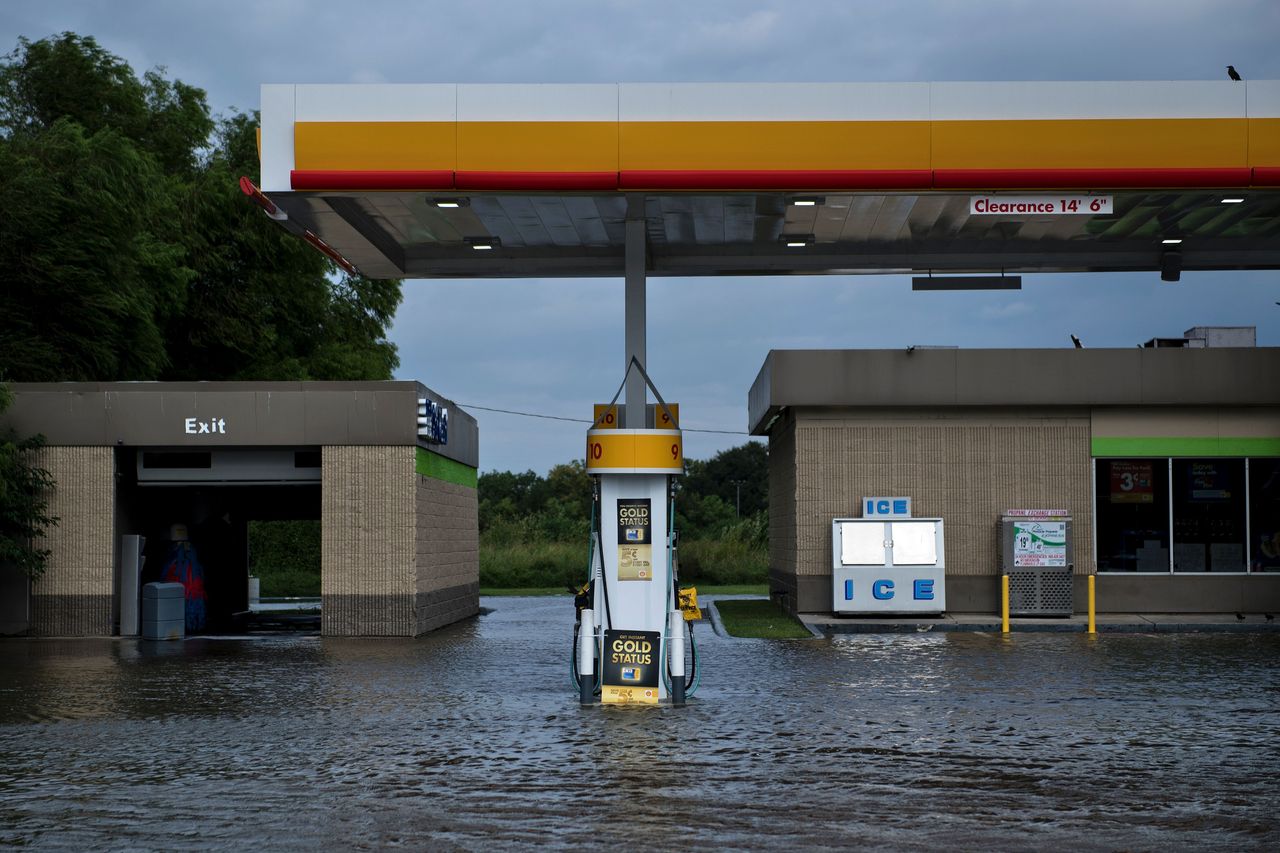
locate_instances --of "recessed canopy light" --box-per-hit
[791,196,824,207]
[433,197,469,208]
[1221,197,1245,204]
[786,241,809,247]
[466,236,499,250]
[1161,238,1183,244]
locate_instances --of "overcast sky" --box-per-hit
[5,1,1278,472]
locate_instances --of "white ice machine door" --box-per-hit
[840,521,886,566]
[889,521,938,566]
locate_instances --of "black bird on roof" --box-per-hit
[1227,65,1242,81]
[1070,334,1083,349]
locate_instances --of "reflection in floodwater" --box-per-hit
[1,597,1278,850]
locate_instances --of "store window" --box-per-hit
[1095,459,1169,572]
[1171,459,1246,572]
[1250,459,1280,573]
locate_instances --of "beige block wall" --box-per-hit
[30,446,115,636]
[322,446,417,636]
[768,417,798,592]
[415,474,480,634]
[790,409,1094,579]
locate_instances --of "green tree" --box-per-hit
[0,33,211,178]
[0,385,57,579]
[0,33,402,383]
[0,118,191,380]
[682,441,768,519]
[164,112,401,381]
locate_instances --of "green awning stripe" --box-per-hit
[1091,436,1280,457]
[415,447,477,488]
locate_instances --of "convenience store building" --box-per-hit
[750,342,1280,615]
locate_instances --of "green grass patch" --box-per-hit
[715,599,811,639]
[479,534,769,591]
[676,538,767,585]
[256,567,321,597]
[693,584,768,596]
[480,540,587,589]
[480,586,572,596]
[479,583,769,598]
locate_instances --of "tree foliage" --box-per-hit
[676,441,768,538]
[0,32,402,382]
[0,385,57,579]
[479,443,767,542]
[477,444,769,586]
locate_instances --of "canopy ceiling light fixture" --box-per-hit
[790,196,825,207]
[466,236,499,251]
[781,235,815,248]
[1220,197,1245,204]
[1161,238,1184,245]
[432,198,470,208]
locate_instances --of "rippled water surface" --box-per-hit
[2,597,1278,850]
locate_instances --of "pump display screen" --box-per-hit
[601,629,660,704]
[617,498,653,581]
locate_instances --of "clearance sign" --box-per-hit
[970,195,1113,215]
[601,629,660,705]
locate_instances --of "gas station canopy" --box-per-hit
[255,82,1280,278]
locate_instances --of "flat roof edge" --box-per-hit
[748,348,1280,425]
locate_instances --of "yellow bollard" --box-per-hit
[1001,574,1010,634]
[1087,574,1096,635]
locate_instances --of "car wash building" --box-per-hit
[751,340,1280,616]
[0,381,479,637]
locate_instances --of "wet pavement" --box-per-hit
[1,596,1278,850]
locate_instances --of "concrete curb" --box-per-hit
[706,600,728,638]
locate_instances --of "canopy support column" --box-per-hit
[624,207,647,428]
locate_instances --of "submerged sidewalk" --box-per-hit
[802,612,1280,635]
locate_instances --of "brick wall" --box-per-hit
[321,446,417,636]
[767,416,798,608]
[322,446,480,637]
[414,472,479,634]
[30,447,115,635]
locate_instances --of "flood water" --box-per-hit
[2,597,1278,851]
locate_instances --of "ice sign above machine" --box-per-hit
[862,496,912,518]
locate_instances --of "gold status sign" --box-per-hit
[617,498,652,581]
[601,629,661,705]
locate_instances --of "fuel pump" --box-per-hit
[572,362,700,706]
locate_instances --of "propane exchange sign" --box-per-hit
[601,629,661,705]
[616,498,652,581]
